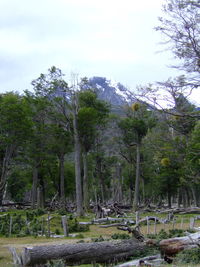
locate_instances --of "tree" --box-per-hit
[118,104,153,210]
[156,0,200,79]
[136,0,200,118]
[77,89,110,210]
[186,120,200,206]
[28,66,72,208]
[24,93,54,208]
[0,93,33,204]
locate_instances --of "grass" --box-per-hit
[1,210,200,266]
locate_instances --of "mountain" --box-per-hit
[88,77,137,107]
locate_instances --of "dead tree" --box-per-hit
[11,239,146,266]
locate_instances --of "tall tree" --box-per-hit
[77,89,109,210]
[119,104,154,210]
[28,66,72,208]
[0,93,32,204]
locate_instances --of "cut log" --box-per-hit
[159,231,200,257]
[20,239,146,266]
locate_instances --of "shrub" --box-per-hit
[111,233,130,240]
[175,248,200,264]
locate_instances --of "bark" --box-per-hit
[138,216,168,225]
[177,188,181,208]
[72,94,84,216]
[82,150,89,211]
[37,186,44,209]
[133,143,140,211]
[96,155,105,203]
[115,163,122,203]
[31,165,38,209]
[159,231,200,257]
[59,153,65,207]
[167,190,171,208]
[191,185,198,207]
[19,239,146,266]
[0,145,15,205]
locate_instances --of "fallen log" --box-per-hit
[159,231,200,257]
[115,254,162,267]
[17,239,146,266]
[92,217,135,224]
[99,223,126,228]
[138,216,167,225]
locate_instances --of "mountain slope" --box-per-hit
[88,77,136,106]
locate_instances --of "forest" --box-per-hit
[0,0,200,266]
[0,66,199,214]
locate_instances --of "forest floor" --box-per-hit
[1,211,200,266]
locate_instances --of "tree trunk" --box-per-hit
[177,188,181,208]
[83,150,89,211]
[31,164,38,209]
[167,190,171,208]
[133,143,140,211]
[191,185,198,207]
[19,239,146,266]
[0,180,6,205]
[72,94,84,216]
[59,153,65,207]
[37,186,44,209]
[96,156,105,203]
[0,146,15,205]
[116,163,123,203]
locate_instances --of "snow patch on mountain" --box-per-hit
[88,76,136,106]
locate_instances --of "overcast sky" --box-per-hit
[0,0,199,104]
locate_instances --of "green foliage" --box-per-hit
[47,260,65,267]
[78,90,110,152]
[68,218,89,233]
[119,117,148,145]
[130,246,160,260]
[175,248,200,264]
[7,168,32,202]
[91,235,105,242]
[187,120,200,173]
[168,229,185,238]
[111,233,130,240]
[0,92,33,145]
[147,229,187,241]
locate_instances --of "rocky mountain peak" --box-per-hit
[88,77,136,106]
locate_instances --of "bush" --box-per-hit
[68,219,89,233]
[47,260,65,267]
[111,233,130,240]
[168,229,185,238]
[175,248,200,264]
[91,235,105,242]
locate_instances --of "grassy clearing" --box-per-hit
[0,210,200,266]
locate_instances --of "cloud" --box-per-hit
[1,0,198,106]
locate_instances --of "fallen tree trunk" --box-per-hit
[92,217,135,224]
[115,254,162,267]
[18,239,146,266]
[138,216,167,224]
[159,231,200,257]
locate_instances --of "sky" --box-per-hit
[0,0,199,105]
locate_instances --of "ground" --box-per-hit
[0,210,200,266]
